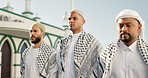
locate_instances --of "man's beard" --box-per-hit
[31,36,41,44]
[120,32,133,42]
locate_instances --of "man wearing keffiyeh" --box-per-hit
[100,9,148,78]
[20,23,57,78]
[56,9,103,78]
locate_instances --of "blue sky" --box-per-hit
[1,0,148,47]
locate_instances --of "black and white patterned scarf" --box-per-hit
[100,37,148,78]
[20,42,57,78]
[59,31,103,78]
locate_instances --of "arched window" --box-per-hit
[20,43,27,54]
[1,40,11,78]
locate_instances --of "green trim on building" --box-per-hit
[45,35,53,47]
[0,33,29,40]
[0,34,30,53]
[41,22,64,31]
[22,11,33,15]
[0,35,17,52]
[0,36,7,46]
[9,36,17,53]
[14,52,21,54]
[53,37,61,48]
[0,8,65,31]
[0,31,64,53]
[13,64,21,66]
[0,8,35,21]
[0,27,29,32]
[33,17,41,20]
[63,25,69,27]
[17,39,31,53]
[46,32,64,39]
[0,63,21,66]
[0,27,64,39]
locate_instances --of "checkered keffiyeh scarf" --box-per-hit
[100,37,148,78]
[59,31,103,78]
[20,42,57,78]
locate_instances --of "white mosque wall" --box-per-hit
[0,8,66,78]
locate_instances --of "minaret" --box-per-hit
[71,0,74,10]
[62,0,75,36]
[33,13,41,22]
[3,2,14,11]
[25,0,31,12]
[22,0,33,18]
[62,12,69,30]
[62,11,72,36]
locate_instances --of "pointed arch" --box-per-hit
[1,40,12,78]
[20,43,27,54]
[18,39,30,54]
[53,37,61,48]
[0,36,6,46]
[0,36,14,53]
[45,34,53,47]
[0,36,16,78]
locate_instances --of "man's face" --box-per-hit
[117,18,141,44]
[68,12,85,34]
[30,26,44,44]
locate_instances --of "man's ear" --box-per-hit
[138,24,142,33]
[83,19,86,24]
[42,32,45,37]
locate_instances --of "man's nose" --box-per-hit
[121,26,128,32]
[69,18,74,22]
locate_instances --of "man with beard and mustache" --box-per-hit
[56,9,103,78]
[100,9,148,78]
[20,23,57,78]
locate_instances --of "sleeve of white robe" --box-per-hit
[56,43,63,78]
[48,50,58,78]
[40,49,58,78]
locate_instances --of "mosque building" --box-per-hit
[0,0,70,77]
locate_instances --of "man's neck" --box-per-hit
[72,29,83,34]
[33,41,43,48]
[123,38,138,47]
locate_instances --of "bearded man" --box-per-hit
[101,9,148,78]
[20,23,57,78]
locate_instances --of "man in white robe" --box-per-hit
[56,9,103,78]
[101,9,148,78]
[20,23,57,78]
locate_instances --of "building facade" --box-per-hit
[0,3,68,77]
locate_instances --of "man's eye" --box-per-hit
[68,18,71,20]
[127,24,132,27]
[118,24,123,29]
[73,17,77,20]
[120,26,123,29]
[34,30,37,32]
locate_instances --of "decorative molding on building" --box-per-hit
[22,11,33,15]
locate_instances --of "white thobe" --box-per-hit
[64,33,80,78]
[23,48,40,78]
[110,40,148,78]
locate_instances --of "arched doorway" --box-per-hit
[20,43,27,54]
[1,40,11,78]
